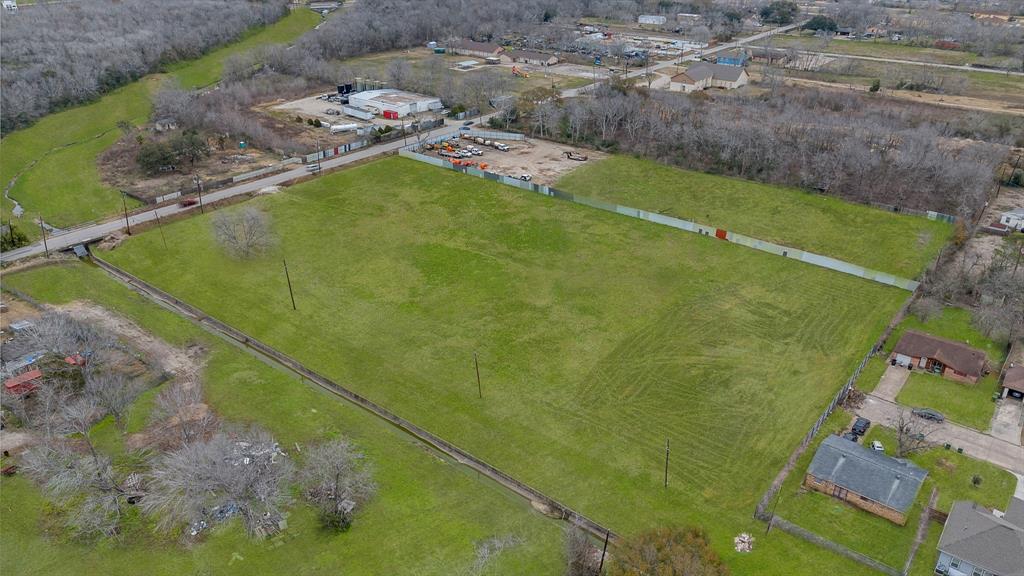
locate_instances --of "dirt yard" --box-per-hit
[459,138,606,185]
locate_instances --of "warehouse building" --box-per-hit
[505,50,559,66]
[452,39,504,59]
[346,89,443,118]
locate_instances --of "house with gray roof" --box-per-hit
[804,435,928,525]
[669,62,749,93]
[935,498,1024,576]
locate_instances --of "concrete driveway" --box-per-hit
[858,395,1024,474]
[873,364,910,402]
[990,399,1024,446]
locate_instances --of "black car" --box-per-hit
[841,432,860,443]
[912,408,945,423]
[462,120,474,126]
[851,417,871,436]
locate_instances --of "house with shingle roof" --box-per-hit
[669,63,748,93]
[452,39,504,59]
[934,498,1024,576]
[891,330,988,384]
[804,435,928,525]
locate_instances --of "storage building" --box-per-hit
[505,50,559,66]
[669,63,748,92]
[638,15,667,25]
[346,90,443,118]
[452,39,504,59]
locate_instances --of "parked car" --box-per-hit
[912,408,945,423]
[841,432,859,443]
[463,120,474,126]
[851,417,871,436]
[519,174,532,181]
[870,440,884,452]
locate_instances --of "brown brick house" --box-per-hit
[890,330,987,384]
[804,435,928,525]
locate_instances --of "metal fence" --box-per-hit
[231,158,301,183]
[867,201,957,224]
[462,129,526,141]
[769,516,900,576]
[89,254,617,543]
[398,150,920,292]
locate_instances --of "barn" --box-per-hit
[804,435,927,525]
[890,331,987,384]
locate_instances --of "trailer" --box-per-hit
[330,123,359,134]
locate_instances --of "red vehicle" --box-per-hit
[178,198,199,208]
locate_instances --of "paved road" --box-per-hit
[858,394,1024,474]
[793,49,1024,77]
[3,24,802,262]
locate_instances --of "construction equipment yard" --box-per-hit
[426,136,605,185]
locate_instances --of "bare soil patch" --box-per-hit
[459,138,607,186]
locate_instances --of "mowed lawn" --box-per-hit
[1,263,565,576]
[0,10,320,238]
[103,156,914,574]
[556,155,950,279]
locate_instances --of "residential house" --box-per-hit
[714,49,749,66]
[891,331,988,384]
[504,50,558,66]
[452,39,504,59]
[934,498,1024,576]
[999,208,1024,232]
[804,435,928,525]
[1002,365,1024,400]
[669,62,749,93]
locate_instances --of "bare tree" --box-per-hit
[151,382,217,447]
[84,371,142,432]
[386,59,412,90]
[144,426,293,538]
[212,207,274,259]
[298,438,376,531]
[891,408,936,458]
[565,525,594,576]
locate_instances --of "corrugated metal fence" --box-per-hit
[398,150,920,292]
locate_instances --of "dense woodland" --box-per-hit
[0,0,289,132]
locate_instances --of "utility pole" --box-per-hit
[155,210,168,250]
[474,352,482,399]
[663,438,670,488]
[38,216,49,258]
[194,174,205,214]
[596,531,609,575]
[283,259,297,310]
[121,192,132,235]
[316,137,323,174]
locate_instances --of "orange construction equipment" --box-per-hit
[512,66,529,78]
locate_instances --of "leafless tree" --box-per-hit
[298,438,376,531]
[468,534,525,576]
[212,207,274,259]
[891,408,937,458]
[85,371,142,432]
[565,525,594,576]
[151,382,217,446]
[24,313,117,361]
[144,426,293,538]
[386,59,412,90]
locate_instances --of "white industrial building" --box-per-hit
[345,89,443,118]
[638,14,667,25]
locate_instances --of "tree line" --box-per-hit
[0,0,290,133]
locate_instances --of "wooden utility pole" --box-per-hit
[596,531,609,575]
[38,216,49,258]
[155,210,168,250]
[194,175,205,214]
[121,192,132,235]
[474,352,482,398]
[664,438,670,488]
[283,259,297,310]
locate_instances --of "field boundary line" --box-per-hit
[397,150,920,291]
[87,253,617,542]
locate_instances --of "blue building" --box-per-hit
[715,49,748,67]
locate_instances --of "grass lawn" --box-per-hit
[98,155,919,574]
[862,426,1015,513]
[555,155,950,279]
[907,519,943,576]
[1,262,565,575]
[896,372,1000,431]
[773,411,923,570]
[855,356,889,394]
[773,34,982,66]
[884,306,1006,365]
[0,10,320,240]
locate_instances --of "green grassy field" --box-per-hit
[96,155,921,574]
[555,155,950,279]
[896,373,1000,431]
[856,356,890,394]
[1,262,565,575]
[0,10,320,240]
[773,34,984,66]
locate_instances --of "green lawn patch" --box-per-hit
[555,155,950,279]
[1,262,564,575]
[855,356,889,394]
[885,306,1006,365]
[774,34,980,66]
[99,155,918,574]
[0,10,320,238]
[895,372,1000,431]
[862,426,1015,513]
[907,518,943,576]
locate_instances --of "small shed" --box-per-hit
[3,368,43,395]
